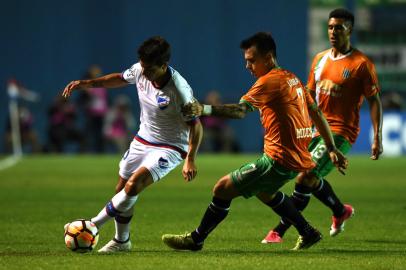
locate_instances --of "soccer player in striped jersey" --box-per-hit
[262,8,383,244]
[62,36,203,253]
[162,32,348,251]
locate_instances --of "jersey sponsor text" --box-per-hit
[296,127,312,139]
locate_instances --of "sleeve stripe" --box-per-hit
[239,99,256,112]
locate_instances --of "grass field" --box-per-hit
[0,154,405,270]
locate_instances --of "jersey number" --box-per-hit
[311,143,327,160]
[296,87,306,117]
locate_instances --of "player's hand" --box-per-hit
[62,80,83,98]
[182,101,203,117]
[370,138,383,160]
[182,158,197,182]
[329,148,348,175]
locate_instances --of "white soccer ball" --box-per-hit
[64,219,99,253]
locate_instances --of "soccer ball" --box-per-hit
[64,219,99,253]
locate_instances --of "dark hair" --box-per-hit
[329,8,354,27]
[240,32,277,58]
[137,36,171,65]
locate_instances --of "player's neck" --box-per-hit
[152,70,171,89]
[266,61,279,73]
[331,44,352,58]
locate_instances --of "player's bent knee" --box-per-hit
[125,179,147,195]
[296,173,320,188]
[213,176,238,200]
[256,192,277,205]
[125,171,153,196]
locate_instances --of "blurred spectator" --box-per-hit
[78,65,109,153]
[104,95,136,153]
[4,105,41,153]
[7,78,39,102]
[200,90,239,153]
[381,91,404,111]
[46,95,85,153]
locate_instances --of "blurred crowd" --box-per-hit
[381,91,404,111]
[4,66,406,156]
[3,66,241,155]
[4,65,137,154]
[199,90,240,153]
[6,67,406,156]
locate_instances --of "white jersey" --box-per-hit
[121,62,195,155]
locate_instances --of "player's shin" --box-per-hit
[91,189,138,228]
[114,206,134,242]
[191,197,231,244]
[313,178,345,217]
[273,183,313,236]
[266,192,314,236]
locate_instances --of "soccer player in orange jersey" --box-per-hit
[262,8,383,244]
[161,32,348,251]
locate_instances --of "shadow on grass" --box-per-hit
[2,246,405,257]
[363,239,406,245]
[316,249,406,255]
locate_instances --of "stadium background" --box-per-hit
[1,0,405,156]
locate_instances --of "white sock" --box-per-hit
[114,206,134,242]
[91,207,111,228]
[91,189,138,228]
[111,189,139,212]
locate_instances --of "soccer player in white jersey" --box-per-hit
[62,36,203,253]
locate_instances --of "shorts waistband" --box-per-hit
[134,135,187,159]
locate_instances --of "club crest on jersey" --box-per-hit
[137,82,145,92]
[158,157,169,168]
[157,96,170,110]
[342,68,351,79]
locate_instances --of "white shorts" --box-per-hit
[119,139,183,182]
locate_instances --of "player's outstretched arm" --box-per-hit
[62,73,128,98]
[182,101,250,119]
[210,103,250,119]
[367,94,383,160]
[308,105,348,175]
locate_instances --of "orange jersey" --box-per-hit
[307,48,380,144]
[241,68,316,172]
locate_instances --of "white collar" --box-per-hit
[328,48,353,61]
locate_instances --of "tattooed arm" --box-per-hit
[211,103,250,119]
[182,101,250,119]
[62,73,128,98]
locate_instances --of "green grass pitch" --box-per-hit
[0,154,405,270]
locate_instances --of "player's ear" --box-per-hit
[267,52,277,66]
[161,63,168,71]
[346,22,353,35]
[264,52,271,64]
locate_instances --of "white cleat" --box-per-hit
[97,239,132,253]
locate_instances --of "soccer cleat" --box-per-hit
[292,228,322,250]
[97,239,132,253]
[330,204,355,237]
[162,232,203,251]
[261,230,283,244]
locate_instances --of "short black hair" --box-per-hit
[329,8,354,27]
[137,36,171,65]
[240,32,277,58]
